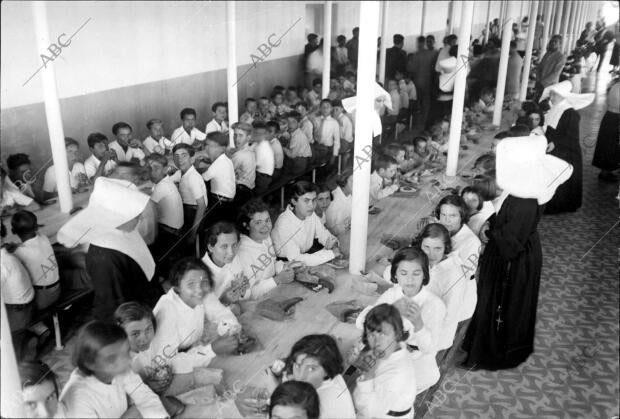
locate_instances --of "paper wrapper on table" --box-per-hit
[255,297,303,321]
[193,368,223,386]
[325,300,366,323]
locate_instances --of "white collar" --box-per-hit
[544,99,572,130]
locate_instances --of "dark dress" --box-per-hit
[86,245,163,320]
[462,196,543,370]
[544,108,583,214]
[592,81,620,171]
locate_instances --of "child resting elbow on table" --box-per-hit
[1,167,40,215]
[369,155,400,207]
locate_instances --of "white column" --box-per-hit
[566,1,577,53]
[484,0,491,45]
[499,0,505,27]
[541,1,553,54]
[226,1,238,148]
[520,0,539,101]
[519,0,525,21]
[322,0,333,99]
[492,0,514,126]
[378,1,389,85]
[420,1,427,35]
[446,0,454,36]
[349,0,380,275]
[553,0,564,35]
[446,0,474,177]
[32,1,72,213]
[560,0,573,53]
[1,298,25,418]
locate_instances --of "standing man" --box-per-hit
[407,36,436,129]
[385,34,408,83]
[346,27,360,68]
[535,35,566,101]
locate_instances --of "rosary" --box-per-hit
[495,305,504,332]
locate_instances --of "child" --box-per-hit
[42,137,89,200]
[59,321,167,418]
[285,86,301,108]
[202,131,236,223]
[252,122,275,196]
[325,172,353,236]
[269,92,292,117]
[266,121,284,182]
[1,166,40,215]
[11,211,60,310]
[126,137,147,164]
[144,119,172,155]
[313,99,340,166]
[474,87,495,114]
[170,143,208,245]
[314,184,331,225]
[384,79,401,138]
[461,186,494,237]
[307,79,322,111]
[342,71,356,95]
[272,181,341,266]
[231,122,256,206]
[369,155,400,207]
[151,258,239,367]
[19,361,64,419]
[84,132,118,179]
[108,122,133,162]
[295,102,314,143]
[240,98,259,125]
[206,102,229,134]
[258,97,274,122]
[269,381,320,419]
[411,136,437,168]
[171,108,207,146]
[282,111,312,177]
[331,100,353,169]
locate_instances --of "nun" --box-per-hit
[461,135,572,370]
[540,80,594,214]
[57,177,163,320]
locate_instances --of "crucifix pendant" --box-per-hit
[496,305,503,332]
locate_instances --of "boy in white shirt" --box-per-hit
[170,143,208,247]
[84,132,118,180]
[42,137,89,200]
[231,122,256,206]
[282,111,312,177]
[126,138,147,163]
[108,122,134,162]
[240,98,259,125]
[202,132,236,223]
[266,121,284,182]
[205,102,229,134]
[313,99,340,170]
[332,99,353,169]
[144,119,172,154]
[369,155,400,207]
[272,181,341,266]
[325,171,353,236]
[252,122,275,196]
[1,167,40,215]
[171,108,207,147]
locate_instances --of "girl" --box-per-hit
[357,247,445,394]
[59,321,167,418]
[353,304,418,418]
[269,381,320,419]
[460,186,494,237]
[150,257,240,376]
[526,108,545,136]
[19,361,64,419]
[235,199,298,299]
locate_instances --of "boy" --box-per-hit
[170,143,208,246]
[314,183,331,225]
[126,138,147,163]
[265,121,284,181]
[307,78,322,111]
[411,135,437,167]
[343,71,356,95]
[206,102,228,134]
[332,99,353,169]
[369,155,399,207]
[313,99,340,167]
[1,167,40,215]
[252,122,275,196]
[6,154,39,200]
[202,131,236,223]
[144,119,172,154]
[269,92,291,118]
[84,132,117,179]
[384,79,401,139]
[285,86,301,108]
[42,137,89,200]
[240,98,259,125]
[11,211,60,311]
[475,87,495,113]
[19,361,64,419]
[109,122,134,162]
[271,181,341,266]
[325,171,353,236]
[171,108,207,146]
[231,122,256,206]
[295,102,314,143]
[257,97,274,122]
[282,111,312,177]
[334,35,349,75]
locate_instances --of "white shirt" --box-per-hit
[270,138,284,169]
[202,153,236,199]
[325,187,351,236]
[84,155,117,179]
[144,136,172,154]
[205,119,228,134]
[171,126,207,146]
[337,113,354,143]
[201,252,244,298]
[43,163,87,192]
[108,140,128,162]
[352,347,417,419]
[314,115,341,155]
[0,248,35,305]
[59,368,167,419]
[317,375,356,419]
[126,147,145,162]
[0,180,34,209]
[272,206,337,266]
[14,234,59,287]
[151,289,217,374]
[467,201,494,236]
[171,166,208,206]
[255,140,275,176]
[369,172,398,206]
[451,224,482,276]
[236,234,285,299]
[150,176,184,230]
[231,145,256,189]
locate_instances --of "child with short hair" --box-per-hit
[11,211,60,310]
[325,171,353,236]
[269,381,320,419]
[171,108,207,146]
[240,98,259,125]
[59,321,167,418]
[369,155,400,206]
[474,87,495,113]
[126,137,147,163]
[231,122,256,206]
[202,131,236,223]
[252,122,275,196]
[266,121,284,181]
[84,133,118,179]
[295,102,314,143]
[42,137,89,200]
[283,111,312,177]
[206,102,229,134]
[19,361,64,419]
[1,167,40,215]
[285,86,301,108]
[332,100,353,169]
[109,122,134,162]
[258,97,274,122]
[315,184,332,225]
[313,99,340,167]
[307,79,322,111]
[270,92,292,117]
[144,119,172,155]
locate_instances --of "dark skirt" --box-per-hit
[592,111,620,171]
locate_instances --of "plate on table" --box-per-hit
[399,185,416,193]
[368,206,382,215]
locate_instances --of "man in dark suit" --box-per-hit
[407,36,437,129]
[385,34,407,83]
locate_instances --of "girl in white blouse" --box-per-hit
[59,321,167,418]
[353,304,418,418]
[359,247,446,394]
